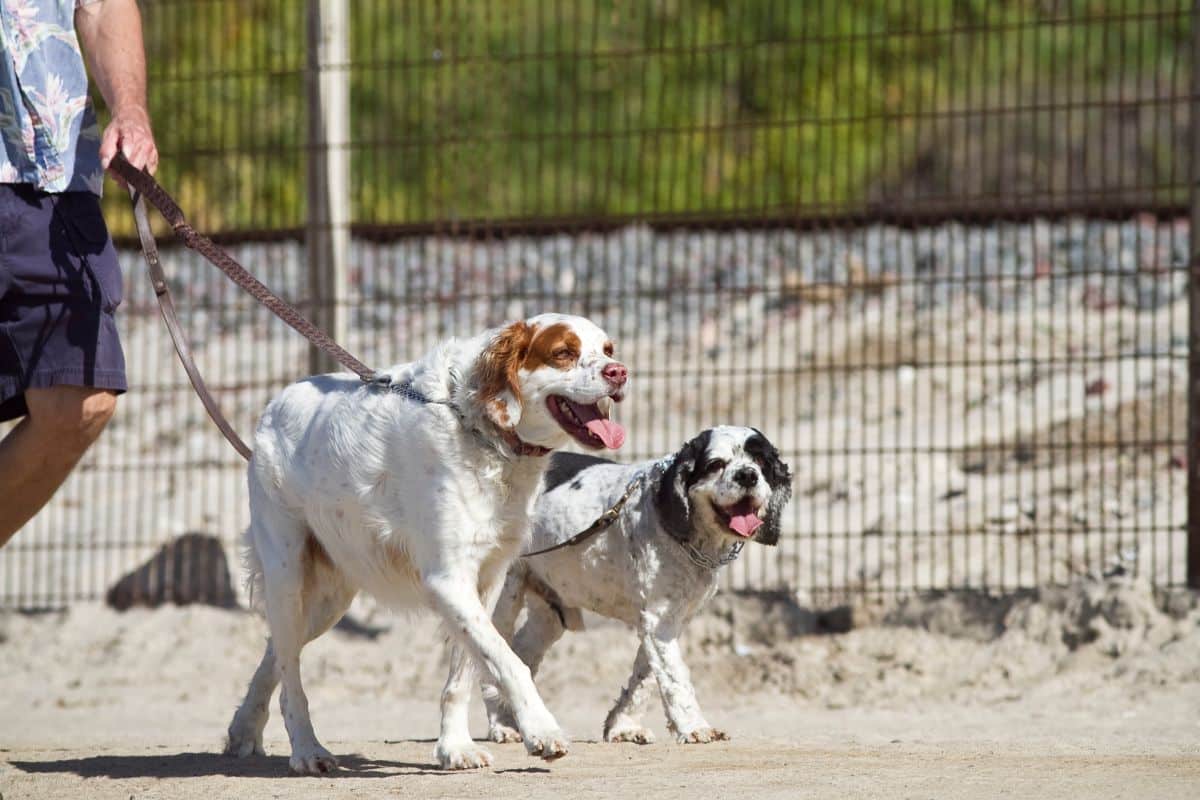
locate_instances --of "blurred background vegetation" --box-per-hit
[98,0,1192,236]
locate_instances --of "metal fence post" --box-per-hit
[1189,0,1200,589]
[305,0,350,376]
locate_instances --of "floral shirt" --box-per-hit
[0,0,103,195]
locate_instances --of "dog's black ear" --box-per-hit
[748,429,792,546]
[655,430,712,540]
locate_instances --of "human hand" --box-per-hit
[101,106,158,188]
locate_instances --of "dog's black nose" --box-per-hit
[732,466,758,488]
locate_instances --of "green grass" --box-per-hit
[98,0,1192,235]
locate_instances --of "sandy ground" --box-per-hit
[5,735,1198,800]
[2,579,1198,799]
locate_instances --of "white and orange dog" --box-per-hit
[224,313,628,774]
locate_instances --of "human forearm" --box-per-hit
[76,0,158,173]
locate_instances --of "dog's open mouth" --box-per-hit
[547,395,625,450]
[712,498,763,538]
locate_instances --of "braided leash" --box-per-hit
[117,155,648,561]
[116,154,559,462]
[116,155,607,553]
[112,154,376,383]
[128,189,254,459]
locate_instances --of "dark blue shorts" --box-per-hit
[0,185,127,422]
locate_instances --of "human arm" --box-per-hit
[75,0,158,179]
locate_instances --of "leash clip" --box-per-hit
[364,372,393,387]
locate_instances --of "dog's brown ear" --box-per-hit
[475,321,535,430]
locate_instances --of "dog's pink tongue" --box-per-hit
[585,418,626,450]
[727,499,763,538]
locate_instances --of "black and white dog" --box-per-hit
[477,426,792,745]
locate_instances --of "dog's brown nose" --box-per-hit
[602,362,628,387]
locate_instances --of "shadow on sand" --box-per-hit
[9,748,461,780]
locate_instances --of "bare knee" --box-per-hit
[77,391,118,441]
[25,387,118,455]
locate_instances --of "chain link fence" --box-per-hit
[1,0,1194,607]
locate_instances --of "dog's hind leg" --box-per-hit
[483,566,526,743]
[512,589,568,676]
[226,532,355,761]
[265,528,346,774]
[603,643,656,744]
[225,638,277,758]
[434,642,498,769]
[485,571,572,743]
[226,496,353,775]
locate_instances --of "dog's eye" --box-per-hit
[703,459,727,474]
[603,341,614,357]
[553,347,577,361]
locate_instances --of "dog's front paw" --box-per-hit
[677,726,729,744]
[436,740,494,770]
[489,722,523,743]
[605,724,656,744]
[289,744,339,775]
[523,729,570,761]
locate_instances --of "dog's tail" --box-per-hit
[240,527,265,611]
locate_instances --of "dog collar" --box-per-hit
[367,373,550,458]
[678,539,745,570]
[648,454,744,570]
[500,429,553,458]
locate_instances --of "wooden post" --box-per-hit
[1189,0,1200,588]
[305,0,350,376]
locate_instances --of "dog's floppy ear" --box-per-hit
[748,428,792,546]
[655,430,712,540]
[475,321,535,430]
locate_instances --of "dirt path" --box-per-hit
[4,696,1199,799]
[3,737,1198,800]
[3,592,1198,799]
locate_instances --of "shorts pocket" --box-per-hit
[53,192,123,313]
[56,192,110,245]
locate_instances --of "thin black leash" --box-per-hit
[521,474,642,557]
